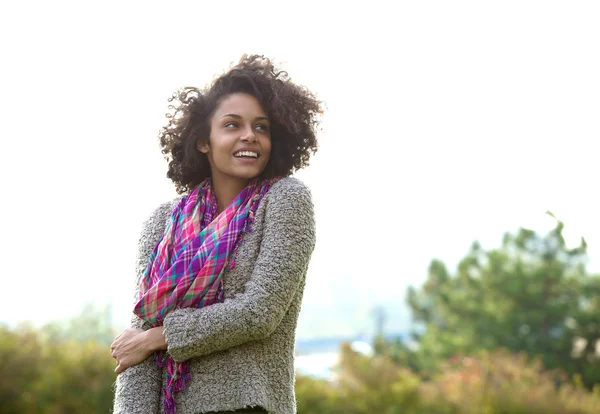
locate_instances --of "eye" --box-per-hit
[224,121,238,128]
[255,124,270,132]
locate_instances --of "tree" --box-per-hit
[404,214,600,387]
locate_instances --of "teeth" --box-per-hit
[234,151,258,158]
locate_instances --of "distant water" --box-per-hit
[294,333,409,379]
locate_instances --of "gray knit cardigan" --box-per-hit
[112,178,315,414]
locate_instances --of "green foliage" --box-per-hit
[296,344,600,414]
[0,305,117,414]
[0,324,43,413]
[418,349,600,414]
[2,324,600,413]
[296,342,424,414]
[403,215,600,386]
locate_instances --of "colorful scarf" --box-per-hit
[134,177,279,413]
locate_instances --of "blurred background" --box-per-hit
[1,1,599,413]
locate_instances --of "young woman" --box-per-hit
[111,55,322,414]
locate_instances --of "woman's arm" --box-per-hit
[112,318,162,414]
[113,201,175,414]
[162,179,316,362]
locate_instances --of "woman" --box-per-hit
[111,55,322,414]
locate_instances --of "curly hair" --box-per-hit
[159,54,323,194]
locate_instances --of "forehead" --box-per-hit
[214,93,267,117]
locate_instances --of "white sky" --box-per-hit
[0,1,598,336]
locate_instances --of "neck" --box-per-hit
[211,174,249,213]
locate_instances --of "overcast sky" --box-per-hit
[1,1,598,337]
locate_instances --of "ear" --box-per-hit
[197,140,210,154]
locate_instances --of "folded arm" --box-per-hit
[162,181,316,362]
[113,202,176,414]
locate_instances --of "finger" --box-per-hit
[116,362,129,375]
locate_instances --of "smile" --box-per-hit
[233,151,259,158]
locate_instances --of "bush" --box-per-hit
[419,349,600,414]
[0,323,115,414]
[2,324,599,413]
[296,343,600,414]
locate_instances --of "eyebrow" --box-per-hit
[221,113,269,122]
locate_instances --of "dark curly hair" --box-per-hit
[159,54,323,194]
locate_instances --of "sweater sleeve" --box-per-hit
[113,203,173,414]
[162,179,316,362]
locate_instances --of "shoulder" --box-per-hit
[267,177,313,204]
[262,177,315,224]
[141,196,183,232]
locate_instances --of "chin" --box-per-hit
[236,169,267,181]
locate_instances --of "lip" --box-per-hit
[233,147,260,157]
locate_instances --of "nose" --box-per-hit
[241,126,256,143]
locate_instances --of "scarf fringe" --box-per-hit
[157,352,191,414]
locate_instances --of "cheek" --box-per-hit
[263,144,273,163]
[211,137,232,156]
[264,138,273,155]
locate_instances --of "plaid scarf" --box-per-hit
[133,177,280,413]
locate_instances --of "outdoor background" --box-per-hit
[1,1,599,413]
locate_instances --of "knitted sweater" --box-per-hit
[113,177,315,414]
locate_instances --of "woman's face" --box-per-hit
[199,93,272,185]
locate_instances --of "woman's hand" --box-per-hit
[110,327,166,374]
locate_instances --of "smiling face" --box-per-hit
[198,93,272,187]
